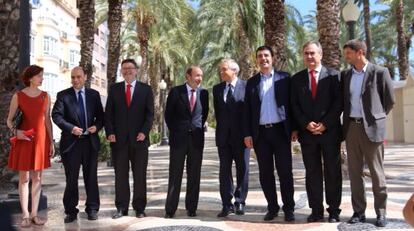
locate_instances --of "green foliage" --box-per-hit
[149,130,161,144]
[98,130,111,162]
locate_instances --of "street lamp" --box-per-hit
[342,0,360,40]
[159,79,169,145]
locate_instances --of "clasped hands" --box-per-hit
[107,133,146,143]
[306,121,326,135]
[71,126,97,136]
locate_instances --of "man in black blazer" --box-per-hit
[243,46,297,221]
[213,59,250,217]
[291,41,342,223]
[52,66,104,223]
[164,65,209,218]
[104,59,154,219]
[342,39,395,227]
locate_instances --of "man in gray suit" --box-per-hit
[341,39,395,227]
[213,59,250,217]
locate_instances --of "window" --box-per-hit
[101,63,106,72]
[30,35,35,56]
[43,36,57,56]
[42,73,59,98]
[69,50,80,67]
[93,42,99,52]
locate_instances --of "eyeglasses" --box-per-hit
[122,67,137,70]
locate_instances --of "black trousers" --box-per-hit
[254,123,295,213]
[300,142,342,215]
[165,130,204,214]
[62,138,99,215]
[112,141,148,213]
[217,142,249,209]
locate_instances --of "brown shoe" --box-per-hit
[31,216,46,225]
[20,218,31,228]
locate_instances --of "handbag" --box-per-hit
[12,107,23,129]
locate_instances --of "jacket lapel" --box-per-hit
[129,81,139,107]
[361,63,374,95]
[179,84,191,113]
[70,88,82,125]
[85,88,93,126]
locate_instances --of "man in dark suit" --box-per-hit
[52,66,104,223]
[342,39,395,227]
[291,41,342,223]
[164,65,209,218]
[213,59,250,217]
[243,46,297,221]
[104,59,154,219]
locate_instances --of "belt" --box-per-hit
[259,123,277,128]
[350,117,363,124]
[78,134,90,139]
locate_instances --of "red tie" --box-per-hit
[189,89,196,112]
[126,84,132,107]
[310,70,317,99]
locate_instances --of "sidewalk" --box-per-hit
[10,130,414,230]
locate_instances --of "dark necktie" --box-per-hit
[226,84,234,104]
[310,70,317,99]
[126,84,132,107]
[189,89,196,112]
[77,91,87,131]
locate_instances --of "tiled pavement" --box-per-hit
[7,130,414,230]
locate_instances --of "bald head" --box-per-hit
[71,66,86,90]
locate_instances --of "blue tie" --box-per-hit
[78,91,87,131]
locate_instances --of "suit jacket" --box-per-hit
[341,63,395,142]
[104,81,154,148]
[213,78,246,147]
[52,87,104,154]
[165,84,209,148]
[243,71,295,143]
[291,66,342,144]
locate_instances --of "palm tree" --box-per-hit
[316,0,341,69]
[78,0,96,87]
[264,0,286,70]
[396,0,409,80]
[0,0,27,180]
[106,0,123,86]
[193,0,263,84]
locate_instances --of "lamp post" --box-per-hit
[159,79,169,145]
[342,0,360,40]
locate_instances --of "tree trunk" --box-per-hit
[236,9,254,80]
[264,0,286,70]
[363,0,372,61]
[148,54,160,135]
[396,0,408,80]
[107,0,123,87]
[316,0,341,69]
[137,21,150,83]
[78,0,96,87]
[0,0,24,180]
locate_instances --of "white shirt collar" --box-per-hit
[308,65,322,74]
[125,80,137,88]
[74,86,85,94]
[260,69,274,78]
[186,83,198,92]
[352,62,368,74]
[226,77,238,88]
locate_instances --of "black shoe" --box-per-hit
[348,213,366,224]
[217,207,234,217]
[112,209,128,219]
[164,212,175,218]
[136,211,146,218]
[307,212,324,222]
[87,210,98,220]
[328,213,340,223]
[64,214,77,223]
[187,210,197,217]
[263,211,278,221]
[375,215,387,227]
[235,203,245,215]
[284,211,295,222]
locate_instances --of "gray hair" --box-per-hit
[219,58,240,74]
[302,41,323,55]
